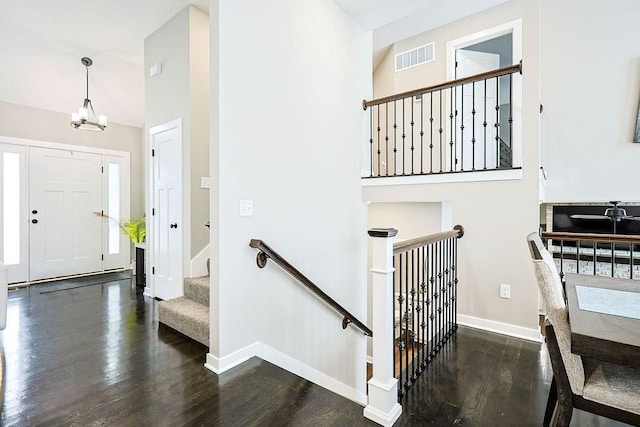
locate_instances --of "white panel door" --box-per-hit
[455,50,500,170]
[151,120,183,300]
[0,143,28,284]
[29,147,103,281]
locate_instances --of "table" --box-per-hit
[565,273,640,369]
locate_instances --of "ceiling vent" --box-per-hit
[395,43,435,72]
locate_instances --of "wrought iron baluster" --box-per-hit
[631,244,635,280]
[439,90,444,172]
[577,240,581,273]
[612,239,616,277]
[453,235,458,329]
[439,240,444,349]
[559,240,565,283]
[410,98,415,175]
[410,249,417,381]
[377,103,381,176]
[508,73,513,165]
[430,92,434,174]
[460,84,464,171]
[393,101,398,176]
[495,76,500,169]
[593,242,597,276]
[471,82,476,170]
[404,250,410,391]
[429,243,435,359]
[385,103,389,176]
[419,245,426,371]
[398,253,404,394]
[393,255,397,379]
[402,100,406,176]
[483,79,488,169]
[449,89,454,172]
[420,94,424,175]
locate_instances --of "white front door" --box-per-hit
[455,50,500,170]
[29,147,103,281]
[0,143,28,283]
[150,119,183,300]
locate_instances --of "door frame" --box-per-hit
[0,135,131,284]
[147,118,185,298]
[446,19,523,168]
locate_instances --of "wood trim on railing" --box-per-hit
[541,232,640,245]
[249,239,373,337]
[393,225,464,255]
[363,62,522,110]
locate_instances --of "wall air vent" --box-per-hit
[395,42,435,72]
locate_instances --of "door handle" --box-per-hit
[32,219,38,224]
[32,210,38,215]
[170,223,178,229]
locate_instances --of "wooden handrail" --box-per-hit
[363,62,522,110]
[393,225,464,255]
[249,239,372,337]
[542,231,640,245]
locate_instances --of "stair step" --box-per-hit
[184,275,209,306]
[158,297,209,346]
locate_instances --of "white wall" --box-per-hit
[211,0,371,402]
[0,100,144,218]
[366,0,541,340]
[145,6,210,267]
[540,0,640,202]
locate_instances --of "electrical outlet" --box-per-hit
[500,284,511,299]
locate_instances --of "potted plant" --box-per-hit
[121,216,146,244]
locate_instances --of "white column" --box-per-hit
[364,228,402,426]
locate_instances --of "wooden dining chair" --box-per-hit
[526,232,640,426]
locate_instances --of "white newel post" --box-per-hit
[364,228,402,426]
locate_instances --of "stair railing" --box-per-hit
[364,226,464,425]
[249,239,372,337]
[363,62,522,177]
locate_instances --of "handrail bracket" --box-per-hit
[256,251,269,269]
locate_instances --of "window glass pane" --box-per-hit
[410,50,418,66]
[108,162,120,255]
[403,52,410,68]
[3,153,20,265]
[417,46,426,63]
[395,55,402,71]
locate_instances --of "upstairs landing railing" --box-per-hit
[363,63,521,178]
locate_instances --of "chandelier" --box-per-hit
[70,57,107,131]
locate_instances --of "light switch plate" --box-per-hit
[239,200,253,217]
[200,177,211,189]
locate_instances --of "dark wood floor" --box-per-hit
[0,274,630,426]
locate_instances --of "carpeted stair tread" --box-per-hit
[158,297,209,346]
[184,275,210,306]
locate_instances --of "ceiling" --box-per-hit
[0,0,506,129]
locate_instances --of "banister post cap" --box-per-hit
[454,224,464,238]
[368,228,398,238]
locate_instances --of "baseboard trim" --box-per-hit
[257,342,367,406]
[457,314,542,343]
[205,342,367,406]
[205,343,259,374]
